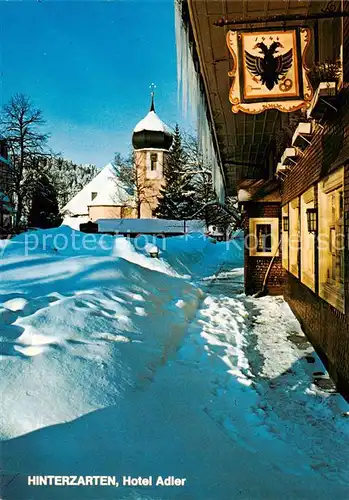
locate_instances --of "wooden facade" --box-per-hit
[281,104,349,399]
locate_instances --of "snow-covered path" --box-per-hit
[184,266,349,488]
[1,229,349,499]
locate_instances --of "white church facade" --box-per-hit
[62,96,173,229]
[62,163,133,230]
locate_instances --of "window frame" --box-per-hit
[318,168,345,313]
[289,198,300,277]
[249,217,279,257]
[300,187,316,292]
[150,153,158,171]
[282,204,289,271]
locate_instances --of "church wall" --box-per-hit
[140,203,153,219]
[135,149,168,218]
[88,205,138,222]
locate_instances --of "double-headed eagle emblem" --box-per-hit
[245,42,293,91]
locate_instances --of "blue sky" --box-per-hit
[0,0,191,168]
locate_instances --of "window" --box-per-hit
[249,218,279,257]
[256,224,272,252]
[282,204,289,270]
[146,151,163,179]
[150,153,157,171]
[301,187,315,291]
[318,168,344,312]
[91,192,97,201]
[289,198,300,277]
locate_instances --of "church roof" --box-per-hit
[133,110,172,135]
[63,163,132,216]
[88,180,132,207]
[132,96,173,151]
[133,93,172,135]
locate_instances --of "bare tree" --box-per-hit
[0,93,49,227]
[113,151,156,219]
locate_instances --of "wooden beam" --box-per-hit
[213,9,349,27]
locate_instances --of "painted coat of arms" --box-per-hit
[227,28,313,114]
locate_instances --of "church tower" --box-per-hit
[132,88,173,218]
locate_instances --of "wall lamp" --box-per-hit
[283,216,289,232]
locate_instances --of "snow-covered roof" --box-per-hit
[63,163,132,215]
[88,181,132,207]
[133,111,172,134]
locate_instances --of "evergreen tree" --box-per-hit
[28,174,62,228]
[183,133,213,226]
[155,125,197,219]
[188,153,238,232]
[169,131,241,233]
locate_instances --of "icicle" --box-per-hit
[174,0,225,203]
[174,1,183,109]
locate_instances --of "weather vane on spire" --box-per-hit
[150,82,156,96]
[149,83,156,112]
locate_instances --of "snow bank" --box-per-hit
[1,226,120,259]
[131,232,244,280]
[2,226,241,280]
[0,228,212,440]
[0,228,243,441]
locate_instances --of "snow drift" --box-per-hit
[0,227,240,440]
[0,228,223,438]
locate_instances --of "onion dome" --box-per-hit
[132,94,173,151]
